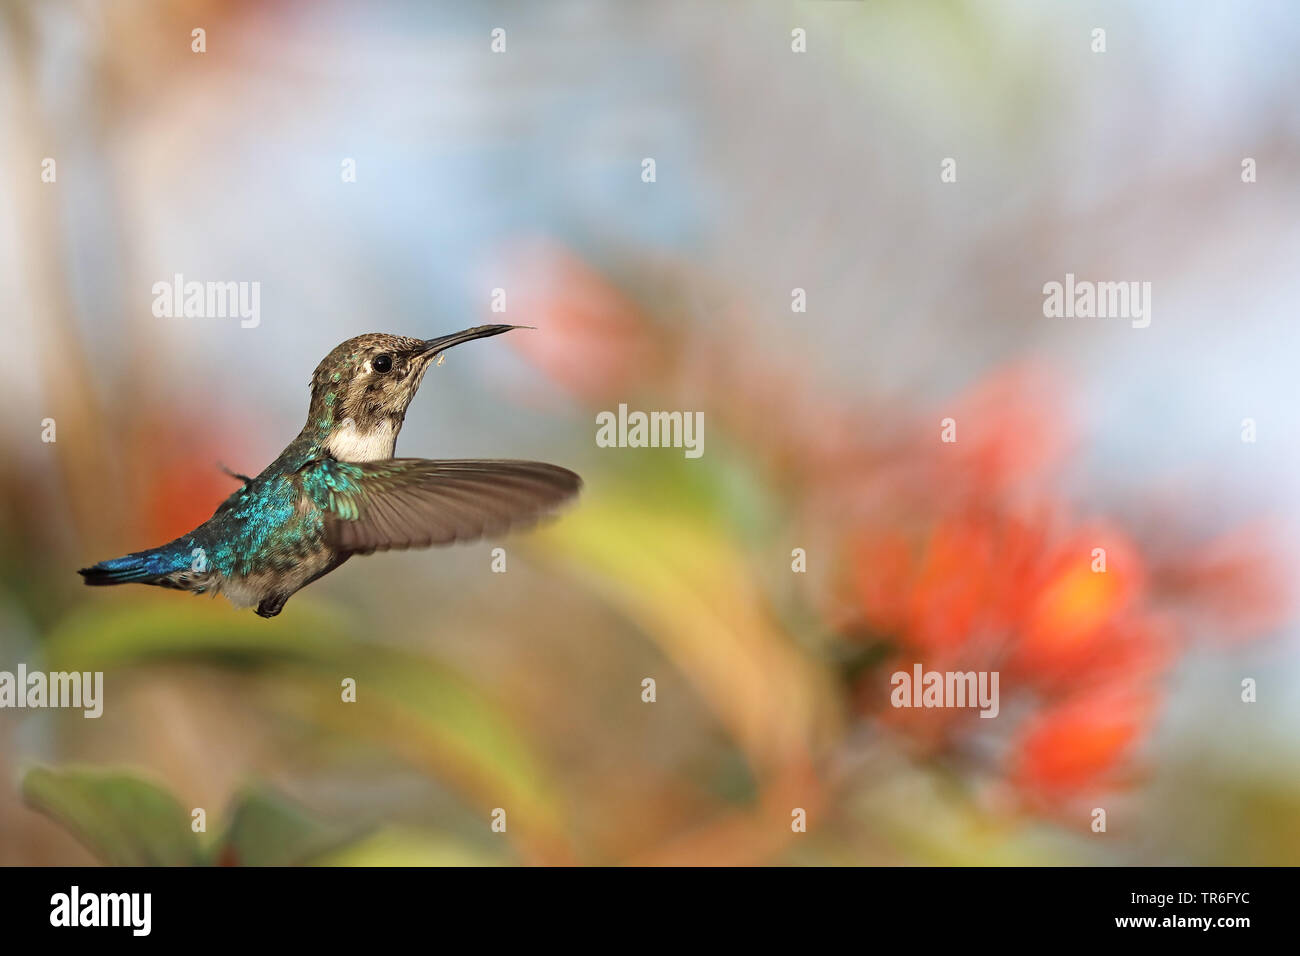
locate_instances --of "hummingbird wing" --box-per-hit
[302,458,581,555]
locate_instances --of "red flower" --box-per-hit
[487,239,663,403]
[941,363,1075,497]
[1011,686,1157,796]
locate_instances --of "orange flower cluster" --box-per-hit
[845,365,1286,806]
[852,510,1169,800]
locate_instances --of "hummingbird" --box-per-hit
[79,325,581,618]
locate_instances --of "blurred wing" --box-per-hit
[303,458,581,556]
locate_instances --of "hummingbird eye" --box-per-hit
[371,354,393,374]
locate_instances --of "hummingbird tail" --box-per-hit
[78,548,191,587]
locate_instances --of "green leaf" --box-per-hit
[21,765,201,866]
[213,787,366,866]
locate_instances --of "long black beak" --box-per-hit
[419,324,529,358]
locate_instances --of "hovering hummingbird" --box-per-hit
[79,325,581,618]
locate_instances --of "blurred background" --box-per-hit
[2,0,1299,865]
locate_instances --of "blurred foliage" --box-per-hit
[38,600,569,862]
[22,767,199,866]
[23,766,366,866]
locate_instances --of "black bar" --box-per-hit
[0,866,1281,942]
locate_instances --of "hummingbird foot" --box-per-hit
[255,593,289,618]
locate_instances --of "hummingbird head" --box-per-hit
[307,324,524,462]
